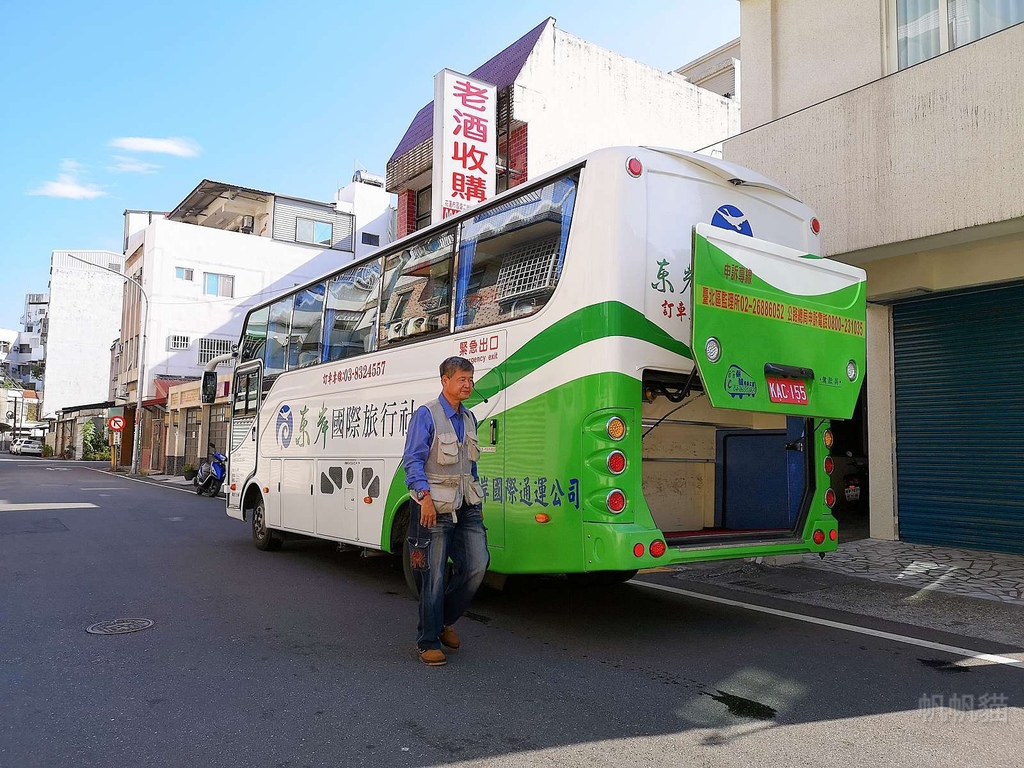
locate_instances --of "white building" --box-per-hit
[0,327,16,374]
[722,2,1024,555]
[42,251,127,419]
[116,176,393,471]
[387,17,740,237]
[5,293,48,392]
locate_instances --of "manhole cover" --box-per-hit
[86,618,155,635]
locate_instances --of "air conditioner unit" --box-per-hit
[385,320,406,341]
[239,215,255,235]
[512,298,539,318]
[405,316,430,335]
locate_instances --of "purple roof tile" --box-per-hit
[388,17,554,163]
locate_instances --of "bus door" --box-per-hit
[227,363,262,520]
[468,331,507,548]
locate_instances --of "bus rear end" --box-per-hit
[583,149,866,574]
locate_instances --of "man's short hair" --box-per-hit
[440,356,474,379]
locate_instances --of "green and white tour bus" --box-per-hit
[225,146,866,584]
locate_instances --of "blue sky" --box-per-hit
[0,0,737,332]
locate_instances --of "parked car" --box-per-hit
[18,439,44,457]
[9,438,29,455]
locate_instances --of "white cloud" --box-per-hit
[28,160,105,199]
[109,136,201,158]
[108,155,161,174]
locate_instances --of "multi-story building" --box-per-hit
[42,251,127,420]
[722,3,1024,554]
[387,17,740,237]
[0,328,16,375]
[116,175,393,472]
[5,294,48,392]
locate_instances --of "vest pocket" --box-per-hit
[466,435,480,462]
[428,481,459,515]
[436,433,460,466]
[465,479,484,505]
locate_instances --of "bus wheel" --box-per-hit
[567,570,639,587]
[252,497,282,552]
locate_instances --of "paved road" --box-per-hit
[2,459,1022,767]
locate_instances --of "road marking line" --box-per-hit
[633,580,1024,670]
[0,503,98,512]
[82,467,198,495]
[77,488,129,491]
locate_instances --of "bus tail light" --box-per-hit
[813,529,826,545]
[824,457,834,475]
[649,540,666,558]
[823,429,834,450]
[607,450,626,474]
[810,217,821,235]
[606,417,626,441]
[633,543,645,557]
[626,157,643,177]
[824,488,836,508]
[829,529,838,541]
[606,489,626,513]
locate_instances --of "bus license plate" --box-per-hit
[767,377,808,405]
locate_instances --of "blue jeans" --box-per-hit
[408,502,489,651]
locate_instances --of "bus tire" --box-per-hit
[567,570,638,587]
[252,496,282,552]
[401,536,419,597]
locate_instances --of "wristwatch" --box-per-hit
[414,489,430,501]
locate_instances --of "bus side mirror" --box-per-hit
[201,371,218,404]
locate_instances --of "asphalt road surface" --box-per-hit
[2,459,1022,767]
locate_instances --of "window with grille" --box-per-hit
[495,237,560,302]
[169,334,191,351]
[198,338,234,365]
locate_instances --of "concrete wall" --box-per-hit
[739,0,886,129]
[44,251,126,417]
[515,23,740,180]
[724,21,1024,272]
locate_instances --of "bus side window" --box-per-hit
[265,295,292,376]
[379,229,456,346]
[455,174,579,332]
[240,306,269,363]
[289,282,325,369]
[323,258,381,361]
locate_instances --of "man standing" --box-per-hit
[403,356,488,666]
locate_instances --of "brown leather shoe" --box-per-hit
[440,625,461,650]
[418,648,447,666]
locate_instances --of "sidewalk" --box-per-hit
[800,538,1024,606]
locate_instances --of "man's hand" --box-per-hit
[419,495,437,528]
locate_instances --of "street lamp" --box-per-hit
[66,253,149,474]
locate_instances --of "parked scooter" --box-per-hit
[194,442,226,497]
[841,451,868,510]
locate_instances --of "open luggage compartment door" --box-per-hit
[691,223,866,420]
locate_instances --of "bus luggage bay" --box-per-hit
[226,146,867,582]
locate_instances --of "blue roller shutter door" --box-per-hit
[892,283,1024,554]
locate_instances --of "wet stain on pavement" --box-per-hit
[704,690,777,720]
[919,657,970,673]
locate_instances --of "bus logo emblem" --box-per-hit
[725,365,757,399]
[712,204,752,237]
[276,405,294,448]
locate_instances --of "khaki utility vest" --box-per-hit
[422,399,483,519]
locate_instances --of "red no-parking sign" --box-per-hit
[107,416,126,432]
